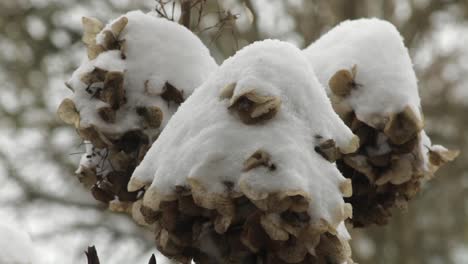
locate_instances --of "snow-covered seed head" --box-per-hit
[328,64,358,97]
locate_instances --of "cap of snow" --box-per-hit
[303,18,422,124]
[67,10,217,136]
[130,39,357,230]
[0,220,35,264]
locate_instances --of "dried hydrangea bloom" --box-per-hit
[303,18,458,226]
[129,40,358,263]
[57,10,217,211]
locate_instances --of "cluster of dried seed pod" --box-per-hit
[327,65,459,227]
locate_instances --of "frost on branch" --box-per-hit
[303,18,459,227]
[57,11,216,209]
[129,40,357,263]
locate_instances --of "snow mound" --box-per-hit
[129,40,356,263]
[0,220,35,264]
[303,18,458,226]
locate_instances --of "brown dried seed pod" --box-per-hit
[77,126,107,149]
[428,148,459,167]
[240,212,268,252]
[101,30,119,50]
[328,64,358,97]
[80,67,108,85]
[97,106,116,123]
[243,149,276,172]
[375,155,413,185]
[276,237,308,263]
[230,92,281,125]
[81,17,104,45]
[140,204,161,224]
[384,106,423,145]
[161,82,184,105]
[76,166,97,189]
[136,106,163,128]
[368,153,392,167]
[110,16,128,37]
[343,154,375,182]
[102,71,125,110]
[57,98,80,128]
[91,184,114,203]
[315,233,351,264]
[120,39,127,59]
[260,214,289,241]
[315,139,339,162]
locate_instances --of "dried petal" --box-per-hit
[87,44,105,60]
[110,16,128,37]
[101,30,119,50]
[315,139,339,162]
[230,92,281,125]
[57,98,80,127]
[82,17,104,45]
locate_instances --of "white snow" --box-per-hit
[130,40,356,230]
[303,18,423,125]
[67,10,217,136]
[0,219,35,264]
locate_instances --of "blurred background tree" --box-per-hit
[0,0,466,263]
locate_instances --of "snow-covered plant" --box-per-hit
[57,9,459,264]
[128,40,357,263]
[303,18,459,226]
[57,10,216,218]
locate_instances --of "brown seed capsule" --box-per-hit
[57,98,80,128]
[136,106,163,128]
[161,82,184,105]
[384,106,423,145]
[102,71,125,110]
[91,184,114,203]
[343,154,375,182]
[328,64,359,97]
[97,106,116,123]
[243,150,276,172]
[315,139,339,162]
